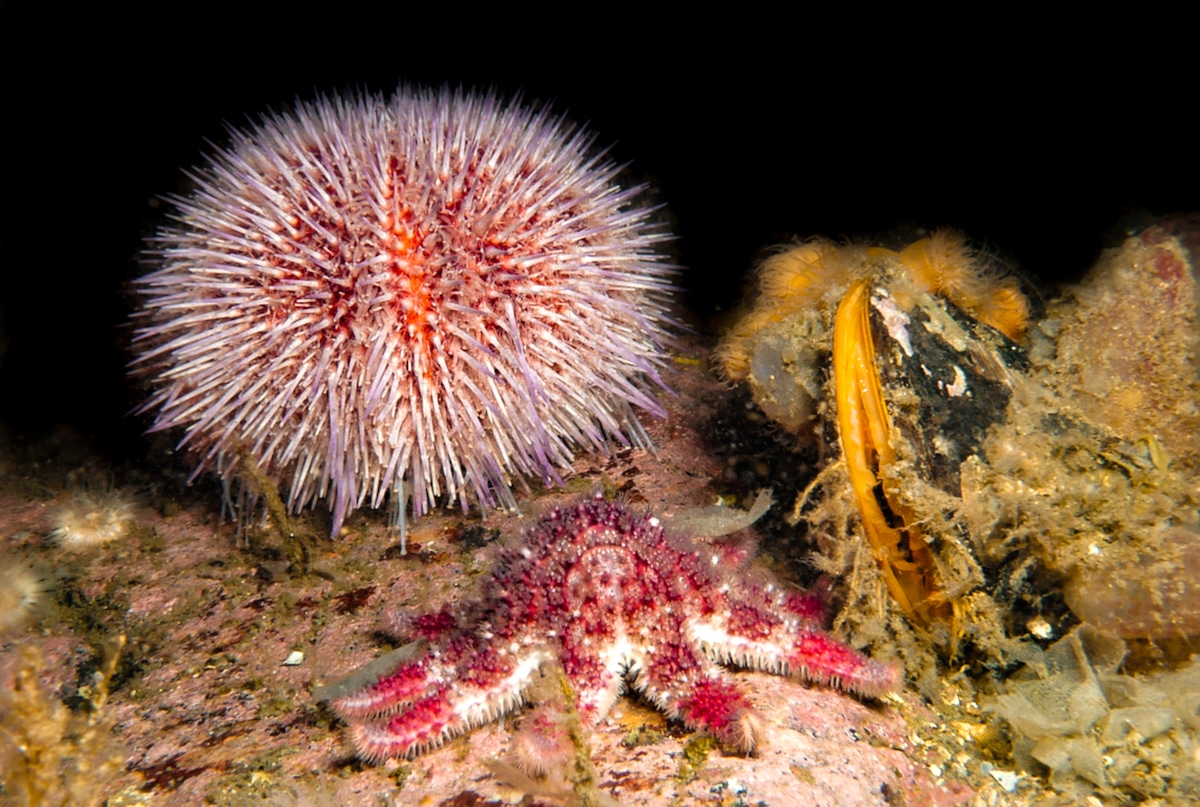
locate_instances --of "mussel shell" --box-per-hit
[868,285,1029,496]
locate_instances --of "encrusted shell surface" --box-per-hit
[969,223,1200,640]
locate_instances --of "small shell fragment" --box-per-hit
[282,650,304,666]
[988,768,1019,792]
[1027,616,1054,640]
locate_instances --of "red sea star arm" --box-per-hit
[331,659,434,720]
[326,607,462,722]
[672,675,760,753]
[784,629,900,698]
[712,620,901,698]
[332,630,554,760]
[687,593,901,699]
[629,637,762,753]
[350,687,461,763]
[562,647,625,725]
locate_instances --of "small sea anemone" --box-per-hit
[508,702,575,779]
[0,555,48,635]
[48,490,135,550]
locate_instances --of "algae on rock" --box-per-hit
[0,637,127,807]
[990,624,1200,800]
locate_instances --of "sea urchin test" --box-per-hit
[131,87,676,542]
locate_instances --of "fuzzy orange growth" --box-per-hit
[899,231,1029,341]
[715,240,862,380]
[833,280,950,627]
[757,241,845,303]
[714,308,778,380]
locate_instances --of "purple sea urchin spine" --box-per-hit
[131,87,676,542]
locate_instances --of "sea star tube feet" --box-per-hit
[325,495,900,762]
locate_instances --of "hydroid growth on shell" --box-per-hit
[131,87,677,538]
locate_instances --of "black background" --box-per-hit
[2,7,1196,462]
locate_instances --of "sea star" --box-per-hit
[327,495,900,761]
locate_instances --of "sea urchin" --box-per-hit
[131,86,676,541]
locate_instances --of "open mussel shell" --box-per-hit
[819,270,1030,644]
[724,226,1200,657]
